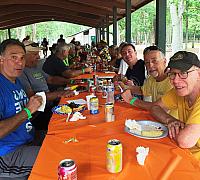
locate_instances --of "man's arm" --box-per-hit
[121,89,152,110]
[150,101,176,124]
[177,124,200,148]
[47,76,70,85]
[46,90,74,101]
[0,95,42,138]
[62,67,93,78]
[150,101,185,140]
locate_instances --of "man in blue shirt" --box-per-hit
[0,39,43,179]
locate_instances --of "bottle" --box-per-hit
[106,83,114,104]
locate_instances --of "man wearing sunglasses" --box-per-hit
[151,51,200,160]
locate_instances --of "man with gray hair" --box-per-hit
[150,51,200,160]
[19,41,74,130]
[43,43,93,91]
[121,46,175,114]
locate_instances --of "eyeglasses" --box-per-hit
[167,69,197,80]
[25,42,39,47]
[143,46,164,55]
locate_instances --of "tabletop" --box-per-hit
[29,92,200,180]
[71,72,116,80]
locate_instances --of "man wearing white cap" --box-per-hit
[19,41,73,130]
[151,51,200,160]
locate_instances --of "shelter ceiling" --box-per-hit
[0,0,153,30]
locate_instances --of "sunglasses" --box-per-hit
[143,46,164,55]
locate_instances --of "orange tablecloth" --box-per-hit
[29,93,200,180]
[71,72,116,80]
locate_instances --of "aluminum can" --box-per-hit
[90,96,99,114]
[106,85,114,104]
[106,139,122,173]
[58,159,77,180]
[105,103,114,122]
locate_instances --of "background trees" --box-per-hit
[118,0,199,52]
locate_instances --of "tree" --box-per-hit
[169,0,184,53]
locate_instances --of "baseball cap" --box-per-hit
[166,51,200,71]
[24,40,42,52]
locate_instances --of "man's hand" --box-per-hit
[26,95,43,114]
[126,80,134,86]
[167,120,185,140]
[121,89,133,104]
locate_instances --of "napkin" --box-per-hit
[67,99,87,105]
[125,119,142,131]
[136,146,149,166]
[35,92,46,112]
[69,112,86,122]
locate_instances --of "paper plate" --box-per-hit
[125,120,168,139]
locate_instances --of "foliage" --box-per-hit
[183,0,200,39]
[118,0,200,45]
[0,21,89,43]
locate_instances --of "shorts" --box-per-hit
[0,145,40,179]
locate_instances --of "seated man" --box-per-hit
[121,46,173,109]
[18,41,74,130]
[42,43,93,91]
[0,39,43,179]
[115,43,146,87]
[150,51,200,160]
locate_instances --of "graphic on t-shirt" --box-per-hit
[13,89,29,113]
[26,122,33,132]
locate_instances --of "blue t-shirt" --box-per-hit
[0,74,34,156]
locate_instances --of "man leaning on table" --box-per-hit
[18,40,74,130]
[0,39,43,179]
[150,51,200,160]
[42,42,93,91]
[121,46,177,117]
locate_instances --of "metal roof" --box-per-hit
[0,0,153,30]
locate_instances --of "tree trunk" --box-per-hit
[170,1,184,53]
[32,24,36,42]
[192,28,196,48]
[21,26,26,41]
[185,0,189,50]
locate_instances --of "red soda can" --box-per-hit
[58,159,77,180]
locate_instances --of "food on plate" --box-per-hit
[68,102,85,112]
[141,130,163,137]
[70,85,78,91]
[125,119,165,137]
[125,119,142,131]
[60,105,72,114]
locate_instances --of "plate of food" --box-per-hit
[125,119,168,139]
[52,102,86,115]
